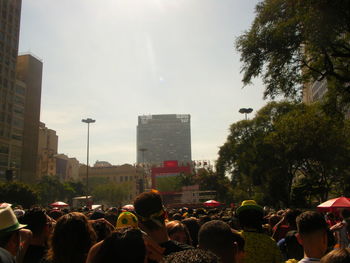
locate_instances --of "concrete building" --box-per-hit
[56,154,80,181]
[37,122,58,177]
[79,164,143,204]
[136,114,192,165]
[16,54,43,183]
[0,0,22,179]
[303,78,328,104]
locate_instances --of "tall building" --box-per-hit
[136,114,192,165]
[303,78,328,104]
[16,54,43,183]
[37,122,58,177]
[0,0,22,179]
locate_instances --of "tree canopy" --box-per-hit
[236,0,350,100]
[216,101,350,207]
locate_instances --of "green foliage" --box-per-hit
[92,182,132,206]
[236,0,350,100]
[217,101,350,207]
[0,182,38,208]
[35,176,66,205]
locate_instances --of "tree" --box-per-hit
[217,101,350,207]
[236,0,350,100]
[0,182,38,208]
[35,176,66,205]
[92,182,132,206]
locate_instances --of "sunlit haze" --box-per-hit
[19,0,267,165]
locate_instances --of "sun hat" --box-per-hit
[236,200,263,216]
[116,212,138,229]
[0,206,27,235]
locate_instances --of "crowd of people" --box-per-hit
[1,191,350,263]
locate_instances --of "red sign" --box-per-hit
[164,160,178,167]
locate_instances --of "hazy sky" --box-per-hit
[19,0,267,165]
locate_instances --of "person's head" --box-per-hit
[47,212,96,263]
[116,212,138,229]
[166,220,192,245]
[296,211,328,258]
[198,220,237,263]
[91,227,146,263]
[236,200,264,230]
[0,206,27,256]
[164,249,220,263]
[182,217,200,247]
[341,209,350,220]
[20,207,53,242]
[134,191,166,232]
[320,248,350,263]
[91,220,114,242]
[285,209,302,228]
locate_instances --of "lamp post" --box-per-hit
[239,108,253,120]
[82,118,95,206]
[138,148,147,193]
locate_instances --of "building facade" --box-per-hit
[16,54,43,183]
[79,164,143,204]
[37,122,58,177]
[0,0,22,179]
[136,114,192,165]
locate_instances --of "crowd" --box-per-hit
[1,191,350,263]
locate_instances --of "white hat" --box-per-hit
[0,206,26,234]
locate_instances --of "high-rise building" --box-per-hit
[136,114,192,165]
[37,122,58,177]
[16,54,43,183]
[0,0,22,179]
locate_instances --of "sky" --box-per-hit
[19,0,267,165]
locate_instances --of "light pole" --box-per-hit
[82,118,95,206]
[138,148,147,193]
[239,108,253,120]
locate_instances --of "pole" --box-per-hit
[82,118,95,207]
[86,122,90,205]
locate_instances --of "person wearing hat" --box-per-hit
[236,200,281,263]
[116,212,138,229]
[0,205,27,262]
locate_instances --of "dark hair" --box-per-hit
[48,210,64,221]
[134,192,165,230]
[182,217,200,247]
[166,220,192,245]
[164,249,220,263]
[296,211,328,235]
[199,220,236,256]
[320,248,350,263]
[91,220,114,242]
[20,207,47,237]
[134,192,163,217]
[46,212,96,263]
[285,209,302,228]
[92,228,146,263]
[237,209,263,230]
[341,209,350,220]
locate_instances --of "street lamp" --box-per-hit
[82,118,95,206]
[138,148,147,193]
[239,108,253,120]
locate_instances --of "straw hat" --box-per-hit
[0,206,27,234]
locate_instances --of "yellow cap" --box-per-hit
[116,212,138,229]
